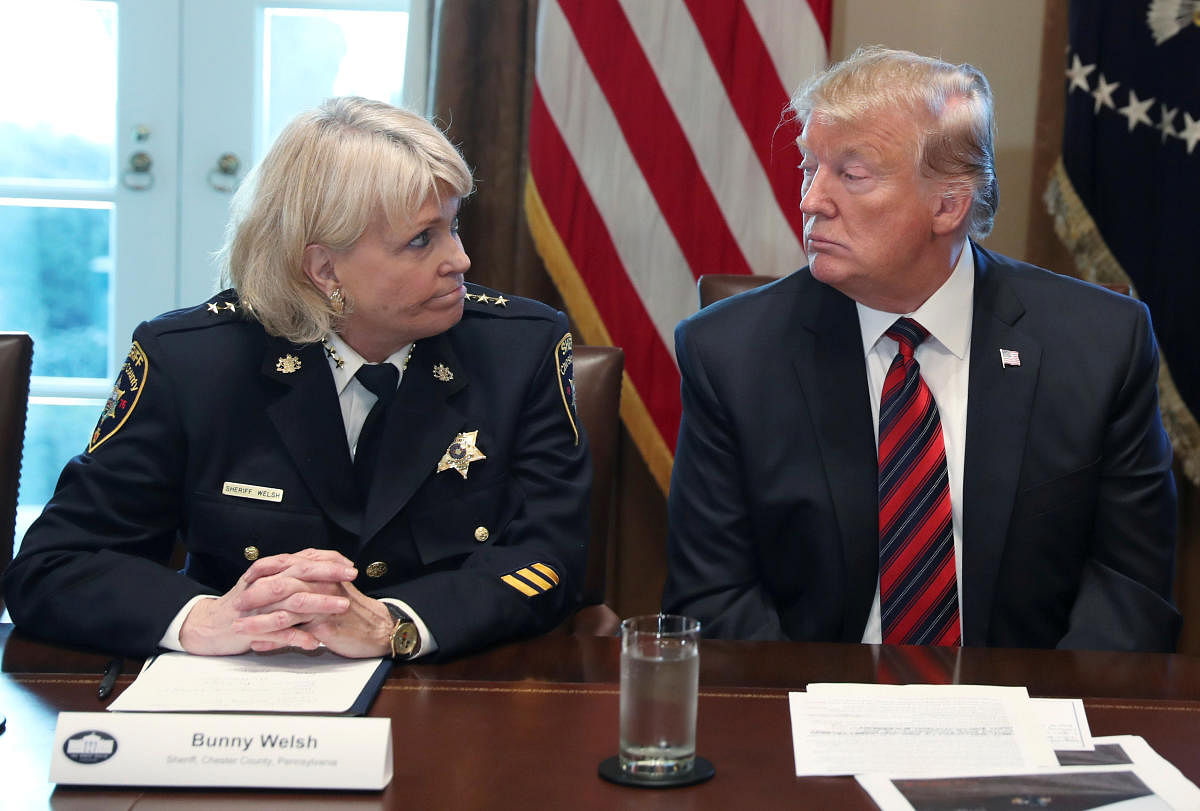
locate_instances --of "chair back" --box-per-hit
[0,332,33,596]
[565,345,623,634]
[698,274,779,308]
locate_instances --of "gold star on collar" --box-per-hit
[207,302,220,314]
[222,301,237,312]
[493,295,508,307]
[437,430,486,479]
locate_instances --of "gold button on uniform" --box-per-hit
[366,561,388,578]
[243,546,260,561]
[474,526,489,542]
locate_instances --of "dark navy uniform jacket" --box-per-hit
[5,284,591,659]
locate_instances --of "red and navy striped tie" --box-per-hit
[878,318,960,646]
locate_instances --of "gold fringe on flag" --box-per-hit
[524,175,675,495]
[1045,157,1200,486]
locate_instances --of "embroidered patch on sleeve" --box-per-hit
[501,564,561,597]
[88,341,149,453]
[554,332,579,446]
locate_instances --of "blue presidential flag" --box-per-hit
[1047,0,1200,482]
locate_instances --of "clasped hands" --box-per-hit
[179,548,394,658]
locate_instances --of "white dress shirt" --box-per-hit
[160,333,437,658]
[858,242,974,643]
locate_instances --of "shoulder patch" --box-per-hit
[88,341,149,453]
[555,332,580,446]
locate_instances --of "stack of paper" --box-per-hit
[108,650,391,715]
[788,683,1199,810]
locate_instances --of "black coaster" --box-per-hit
[598,756,715,788]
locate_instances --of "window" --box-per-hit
[1,0,428,548]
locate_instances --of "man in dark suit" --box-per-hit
[662,47,1179,651]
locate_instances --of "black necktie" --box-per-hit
[354,363,399,494]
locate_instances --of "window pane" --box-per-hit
[0,1,117,183]
[262,6,409,149]
[15,397,104,552]
[0,201,112,378]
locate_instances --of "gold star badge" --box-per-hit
[437,430,486,479]
[494,295,508,307]
[275,354,302,373]
[207,302,220,314]
[433,363,454,382]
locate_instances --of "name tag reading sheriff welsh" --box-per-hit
[222,482,284,503]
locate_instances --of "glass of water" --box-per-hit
[619,614,701,779]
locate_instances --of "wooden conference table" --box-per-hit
[3,622,1200,809]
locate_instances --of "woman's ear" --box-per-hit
[301,243,339,295]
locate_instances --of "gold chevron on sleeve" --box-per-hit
[501,564,561,597]
[517,568,553,590]
[501,574,540,597]
[531,563,560,584]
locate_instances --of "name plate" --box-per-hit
[51,712,392,790]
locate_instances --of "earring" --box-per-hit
[329,287,345,315]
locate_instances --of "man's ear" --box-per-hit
[301,243,339,295]
[931,188,972,236]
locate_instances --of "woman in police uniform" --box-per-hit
[4,97,591,661]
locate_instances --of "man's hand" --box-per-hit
[179,549,358,655]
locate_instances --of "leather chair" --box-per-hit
[561,345,624,635]
[0,332,34,608]
[698,274,779,308]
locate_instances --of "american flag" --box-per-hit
[1047,0,1200,483]
[526,0,831,492]
[999,349,1021,368]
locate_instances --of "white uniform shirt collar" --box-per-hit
[856,240,975,359]
[324,332,414,392]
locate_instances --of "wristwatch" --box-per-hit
[385,603,421,659]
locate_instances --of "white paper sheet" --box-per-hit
[791,684,1059,777]
[1032,696,1094,751]
[856,735,1200,811]
[107,649,386,714]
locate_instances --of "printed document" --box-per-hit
[857,735,1200,811]
[791,683,1059,777]
[107,649,389,715]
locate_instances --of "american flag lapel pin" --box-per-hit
[999,348,1021,368]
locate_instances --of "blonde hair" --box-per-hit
[790,46,998,240]
[218,96,474,343]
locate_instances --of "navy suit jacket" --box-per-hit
[663,244,1179,651]
[5,284,591,658]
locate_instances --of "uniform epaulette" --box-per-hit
[462,283,556,320]
[144,289,248,335]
